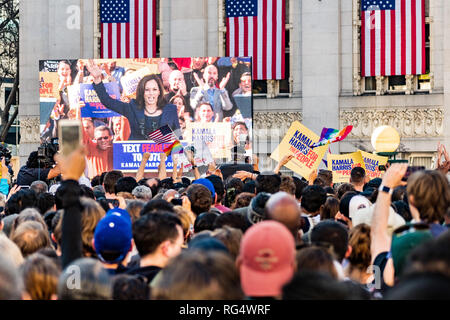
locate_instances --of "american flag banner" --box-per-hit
[100,0,156,59]
[148,125,178,145]
[361,0,425,77]
[225,0,285,80]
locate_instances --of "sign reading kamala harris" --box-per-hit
[271,121,328,179]
[358,150,388,180]
[79,83,122,118]
[327,151,366,183]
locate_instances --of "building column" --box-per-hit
[19,0,95,165]
[443,0,450,149]
[301,0,341,153]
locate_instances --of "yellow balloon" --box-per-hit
[371,126,400,152]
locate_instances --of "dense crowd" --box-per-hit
[0,143,449,300]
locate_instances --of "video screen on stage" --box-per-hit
[39,57,253,178]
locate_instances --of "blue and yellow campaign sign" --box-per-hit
[271,121,327,179]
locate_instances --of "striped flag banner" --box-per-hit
[148,125,177,145]
[361,0,425,77]
[100,0,156,59]
[226,0,285,80]
[163,140,184,157]
[311,126,353,149]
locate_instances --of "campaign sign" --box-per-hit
[328,151,365,183]
[113,141,179,172]
[120,66,155,98]
[358,150,388,180]
[271,121,328,179]
[184,122,232,160]
[39,72,60,99]
[79,83,122,118]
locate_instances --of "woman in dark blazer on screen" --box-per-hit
[86,60,180,140]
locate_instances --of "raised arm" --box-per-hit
[172,154,179,182]
[218,87,233,111]
[158,152,168,180]
[136,152,151,182]
[274,154,294,174]
[185,149,200,180]
[370,163,407,285]
[55,147,87,269]
[85,59,130,116]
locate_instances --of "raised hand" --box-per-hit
[143,152,151,161]
[280,154,294,167]
[233,170,253,181]
[219,72,231,90]
[193,72,206,90]
[177,80,187,96]
[185,149,195,165]
[86,59,103,84]
[443,144,450,162]
[308,169,318,185]
[381,163,408,188]
[6,184,20,201]
[159,152,167,165]
[54,146,87,181]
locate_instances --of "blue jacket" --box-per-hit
[0,178,9,196]
[93,82,181,140]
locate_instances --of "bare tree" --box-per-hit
[0,0,19,142]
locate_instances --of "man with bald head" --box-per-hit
[190,64,233,122]
[265,192,303,244]
[165,69,193,118]
[166,70,189,101]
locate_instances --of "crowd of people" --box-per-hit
[0,141,449,301]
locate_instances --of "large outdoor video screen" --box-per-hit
[39,57,253,178]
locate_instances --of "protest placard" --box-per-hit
[184,122,232,160]
[358,150,388,180]
[327,151,366,183]
[113,141,176,172]
[120,66,155,98]
[79,83,122,118]
[39,72,60,99]
[270,121,328,179]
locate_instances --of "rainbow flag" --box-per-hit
[163,140,184,156]
[311,125,353,148]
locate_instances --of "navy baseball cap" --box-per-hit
[94,208,132,264]
[193,178,216,199]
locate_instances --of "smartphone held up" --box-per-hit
[58,119,82,158]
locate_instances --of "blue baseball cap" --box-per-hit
[193,178,216,199]
[94,208,132,264]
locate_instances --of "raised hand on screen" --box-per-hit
[86,59,103,84]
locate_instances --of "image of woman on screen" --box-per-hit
[86,60,180,140]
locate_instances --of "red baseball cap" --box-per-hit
[239,221,296,297]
